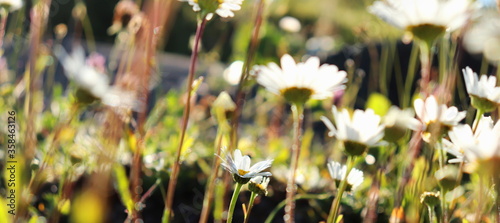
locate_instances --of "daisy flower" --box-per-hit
[448,116,500,171]
[414,96,466,142]
[369,0,471,43]
[463,9,500,64]
[321,106,385,156]
[383,106,422,142]
[182,0,243,20]
[248,176,270,196]
[255,54,347,105]
[327,161,364,192]
[219,149,273,184]
[54,46,138,110]
[462,67,500,112]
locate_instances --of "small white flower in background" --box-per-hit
[462,67,500,112]
[321,106,385,156]
[223,60,244,85]
[414,96,466,142]
[463,9,500,64]
[369,0,471,43]
[449,116,500,166]
[248,176,271,196]
[279,16,301,33]
[0,0,23,12]
[255,54,347,105]
[54,45,139,110]
[327,161,364,192]
[441,138,466,164]
[182,0,243,19]
[383,106,422,142]
[219,149,273,184]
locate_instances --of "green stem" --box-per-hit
[227,183,244,223]
[264,193,332,223]
[162,16,207,223]
[327,156,355,223]
[472,109,484,133]
[403,43,419,107]
[427,205,436,223]
[243,192,258,223]
[284,103,304,223]
[436,140,448,223]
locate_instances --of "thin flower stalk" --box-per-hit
[284,103,304,223]
[227,183,244,223]
[243,192,258,223]
[327,156,355,223]
[230,0,266,150]
[163,16,207,223]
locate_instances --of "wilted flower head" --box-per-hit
[369,0,471,43]
[219,149,273,184]
[248,176,270,196]
[414,96,466,142]
[327,161,364,192]
[255,54,347,105]
[462,67,500,112]
[383,106,422,142]
[108,0,140,34]
[182,0,243,19]
[321,106,385,156]
[0,0,23,12]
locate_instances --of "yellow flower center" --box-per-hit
[238,169,249,176]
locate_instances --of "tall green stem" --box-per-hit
[243,192,258,223]
[327,156,355,223]
[403,43,419,107]
[284,104,304,223]
[227,183,244,223]
[163,17,207,223]
[472,109,484,133]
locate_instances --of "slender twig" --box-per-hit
[284,104,304,223]
[199,131,224,223]
[163,16,207,223]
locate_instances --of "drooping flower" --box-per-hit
[321,106,385,156]
[255,54,347,105]
[462,67,500,112]
[248,176,270,196]
[219,149,273,184]
[382,106,422,142]
[327,161,364,192]
[414,96,466,142]
[369,0,471,43]
[182,0,243,19]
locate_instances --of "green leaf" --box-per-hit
[113,164,134,216]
